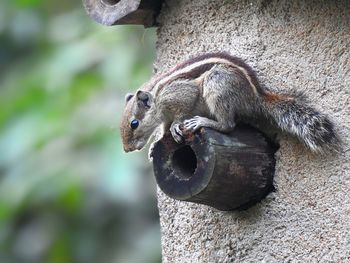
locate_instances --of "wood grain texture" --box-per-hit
[82,0,163,27]
[151,125,278,211]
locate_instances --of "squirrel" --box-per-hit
[120,52,341,153]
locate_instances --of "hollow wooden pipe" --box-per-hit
[151,125,278,211]
[82,0,163,27]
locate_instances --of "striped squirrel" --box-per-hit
[120,52,340,153]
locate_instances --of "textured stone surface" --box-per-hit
[155,0,350,262]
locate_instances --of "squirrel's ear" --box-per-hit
[125,93,134,103]
[136,90,152,109]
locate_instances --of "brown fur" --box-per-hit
[263,91,294,103]
[120,52,340,153]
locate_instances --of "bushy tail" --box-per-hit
[261,92,341,153]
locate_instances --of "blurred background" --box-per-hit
[0,1,160,263]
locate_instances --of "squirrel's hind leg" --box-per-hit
[184,116,236,133]
[186,65,241,134]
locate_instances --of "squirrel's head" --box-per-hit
[120,90,159,152]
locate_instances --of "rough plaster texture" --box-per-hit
[154,0,350,262]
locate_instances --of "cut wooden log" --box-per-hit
[151,125,278,211]
[82,0,164,27]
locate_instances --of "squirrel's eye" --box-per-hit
[130,119,139,130]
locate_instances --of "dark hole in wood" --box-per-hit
[101,0,121,6]
[171,145,197,179]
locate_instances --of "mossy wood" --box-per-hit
[82,0,164,27]
[151,125,277,211]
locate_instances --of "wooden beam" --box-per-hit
[151,125,278,211]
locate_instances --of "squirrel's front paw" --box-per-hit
[170,123,184,143]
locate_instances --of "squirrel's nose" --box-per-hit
[123,145,132,153]
[123,143,138,152]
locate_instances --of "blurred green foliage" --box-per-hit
[0,1,160,263]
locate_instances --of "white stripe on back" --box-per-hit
[153,57,258,95]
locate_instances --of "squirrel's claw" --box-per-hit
[170,123,184,143]
[184,116,203,132]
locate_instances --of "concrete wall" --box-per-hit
[154,0,350,262]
